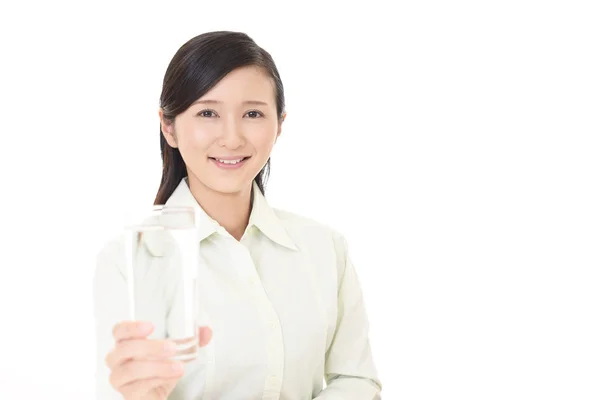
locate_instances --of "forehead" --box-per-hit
[200,65,275,102]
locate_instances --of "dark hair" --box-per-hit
[154,31,286,205]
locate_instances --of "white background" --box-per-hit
[1,1,599,399]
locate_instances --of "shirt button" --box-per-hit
[266,374,279,387]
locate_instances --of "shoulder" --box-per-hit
[93,230,172,300]
[95,234,127,280]
[96,234,125,260]
[272,208,353,290]
[273,208,349,257]
[273,207,341,235]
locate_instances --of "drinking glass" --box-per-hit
[123,205,199,361]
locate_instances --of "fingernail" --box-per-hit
[140,322,153,332]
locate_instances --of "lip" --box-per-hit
[209,156,250,169]
[210,155,250,160]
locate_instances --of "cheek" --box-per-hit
[177,126,215,153]
[247,124,279,151]
[253,135,276,152]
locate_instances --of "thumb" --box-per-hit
[198,326,213,347]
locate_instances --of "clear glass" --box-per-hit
[124,205,198,361]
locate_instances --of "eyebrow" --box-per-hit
[191,99,269,106]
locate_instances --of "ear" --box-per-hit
[276,112,287,141]
[158,108,178,148]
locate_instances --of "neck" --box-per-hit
[186,175,252,241]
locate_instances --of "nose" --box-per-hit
[217,117,245,150]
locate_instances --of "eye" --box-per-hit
[244,110,264,119]
[197,109,218,118]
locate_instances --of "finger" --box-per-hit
[110,360,184,390]
[171,337,197,363]
[199,326,212,347]
[112,321,154,342]
[120,377,180,399]
[105,339,177,369]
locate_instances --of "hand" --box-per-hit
[105,321,213,400]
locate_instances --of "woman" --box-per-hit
[94,31,381,400]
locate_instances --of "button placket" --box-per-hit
[234,245,284,400]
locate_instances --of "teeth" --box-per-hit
[217,158,243,164]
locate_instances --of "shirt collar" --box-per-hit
[248,181,298,251]
[164,178,298,251]
[164,178,219,243]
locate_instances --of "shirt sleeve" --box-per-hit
[93,238,130,400]
[313,233,382,399]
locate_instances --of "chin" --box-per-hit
[203,179,253,196]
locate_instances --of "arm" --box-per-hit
[313,234,382,399]
[93,238,129,400]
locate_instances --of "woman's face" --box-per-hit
[160,65,284,195]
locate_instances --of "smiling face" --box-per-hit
[159,65,285,196]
